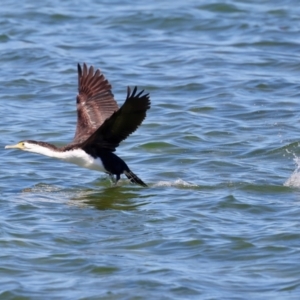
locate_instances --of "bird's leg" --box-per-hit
[109,174,116,185]
[116,174,121,184]
[109,174,121,186]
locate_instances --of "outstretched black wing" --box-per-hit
[80,86,150,151]
[72,63,119,144]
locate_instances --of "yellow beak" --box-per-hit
[5,143,24,150]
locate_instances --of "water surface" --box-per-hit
[1,0,300,299]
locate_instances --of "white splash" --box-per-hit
[284,156,300,187]
[22,183,61,193]
[153,178,198,188]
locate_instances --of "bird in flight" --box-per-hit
[5,63,150,187]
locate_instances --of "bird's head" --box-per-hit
[5,141,31,151]
[5,140,54,155]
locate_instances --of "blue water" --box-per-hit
[1,0,300,299]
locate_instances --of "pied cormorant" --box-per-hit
[5,63,150,187]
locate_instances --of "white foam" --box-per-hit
[284,157,300,187]
[22,183,61,193]
[153,178,198,188]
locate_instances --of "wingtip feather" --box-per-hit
[78,63,82,76]
[127,86,131,99]
[83,63,88,76]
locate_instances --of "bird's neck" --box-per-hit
[28,142,88,164]
[27,142,63,158]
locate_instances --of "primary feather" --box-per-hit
[73,63,119,144]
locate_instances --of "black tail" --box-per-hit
[124,170,148,187]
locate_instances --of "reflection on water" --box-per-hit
[71,186,150,211]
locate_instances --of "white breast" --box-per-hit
[57,149,106,173]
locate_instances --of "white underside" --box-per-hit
[25,144,106,173]
[58,149,106,173]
